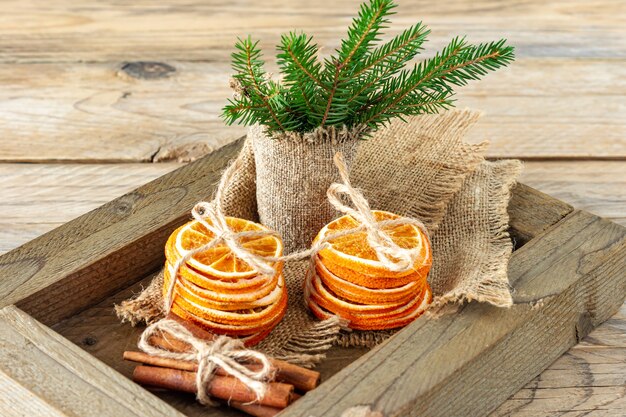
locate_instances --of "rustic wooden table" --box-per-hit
[1,0,624,415]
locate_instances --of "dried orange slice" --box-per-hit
[163,269,282,311]
[172,219,283,280]
[170,289,287,337]
[166,274,286,326]
[307,284,432,331]
[164,261,279,300]
[315,257,422,305]
[307,271,423,317]
[316,251,428,289]
[165,227,278,293]
[316,210,431,279]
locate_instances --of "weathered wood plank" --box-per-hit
[280,209,626,417]
[493,304,626,416]
[1,0,624,64]
[507,183,572,246]
[2,161,624,255]
[520,161,626,227]
[0,163,181,254]
[0,305,181,417]
[1,58,624,161]
[0,140,242,325]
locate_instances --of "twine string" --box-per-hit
[153,154,280,407]
[138,319,273,406]
[152,150,429,407]
[322,153,429,272]
[164,155,280,313]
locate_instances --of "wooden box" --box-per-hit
[1,139,624,417]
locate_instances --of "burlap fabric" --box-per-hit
[250,124,366,252]
[116,109,522,365]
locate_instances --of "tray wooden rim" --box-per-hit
[0,138,624,417]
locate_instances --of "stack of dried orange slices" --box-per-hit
[305,210,432,330]
[163,217,286,346]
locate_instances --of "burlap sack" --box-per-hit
[429,159,522,307]
[220,137,259,221]
[336,158,522,347]
[116,109,522,366]
[250,124,366,252]
[352,110,487,232]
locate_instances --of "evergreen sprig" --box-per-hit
[221,0,514,134]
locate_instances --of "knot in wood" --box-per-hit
[121,62,176,80]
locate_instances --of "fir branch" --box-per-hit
[320,64,342,127]
[277,32,325,129]
[359,37,514,128]
[347,22,429,102]
[319,0,395,127]
[337,0,395,68]
[277,32,324,88]
[221,0,515,135]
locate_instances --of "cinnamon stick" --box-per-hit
[124,351,197,372]
[144,334,320,392]
[132,365,293,408]
[169,312,320,389]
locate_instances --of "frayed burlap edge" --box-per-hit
[352,110,487,233]
[251,123,369,144]
[258,315,349,368]
[115,271,165,326]
[430,159,524,310]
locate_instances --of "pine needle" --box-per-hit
[221,0,514,134]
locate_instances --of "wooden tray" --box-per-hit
[0,139,624,417]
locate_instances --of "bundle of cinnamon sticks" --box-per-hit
[125,314,320,417]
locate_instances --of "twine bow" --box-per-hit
[150,150,428,408]
[153,154,281,407]
[139,319,273,406]
[309,153,429,272]
[164,156,281,313]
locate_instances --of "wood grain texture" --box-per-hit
[0,163,181,255]
[0,0,625,161]
[52,273,370,417]
[2,0,623,63]
[280,209,626,417]
[507,183,572,246]
[0,305,182,417]
[493,304,626,416]
[520,161,626,228]
[0,139,242,325]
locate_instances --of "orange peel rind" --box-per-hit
[305,210,433,330]
[162,218,286,345]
